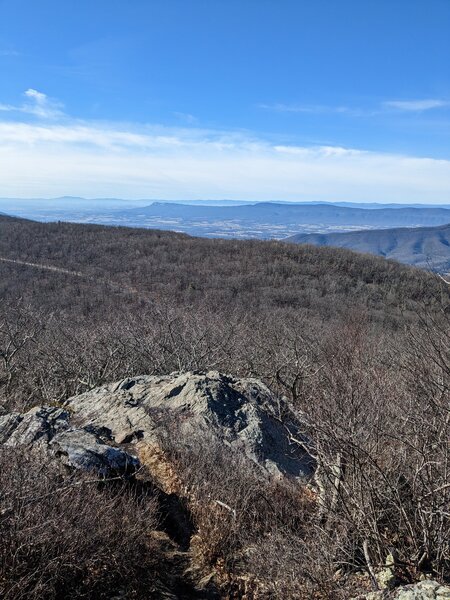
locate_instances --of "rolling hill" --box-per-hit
[0,216,440,325]
[286,223,450,272]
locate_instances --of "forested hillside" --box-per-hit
[288,222,450,272]
[0,217,437,320]
[1,217,449,599]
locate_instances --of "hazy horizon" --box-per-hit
[1,196,450,207]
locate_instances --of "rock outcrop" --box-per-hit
[0,405,139,476]
[0,371,313,480]
[354,580,450,600]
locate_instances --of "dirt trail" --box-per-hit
[0,256,84,277]
[0,256,154,303]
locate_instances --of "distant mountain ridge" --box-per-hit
[2,199,450,241]
[106,202,450,239]
[2,197,450,209]
[287,223,450,272]
[120,201,450,226]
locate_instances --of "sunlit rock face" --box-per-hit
[0,371,313,481]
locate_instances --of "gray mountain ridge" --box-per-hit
[286,223,450,272]
[0,198,450,240]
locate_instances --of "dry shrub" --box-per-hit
[160,428,315,597]
[0,448,161,600]
[288,310,450,590]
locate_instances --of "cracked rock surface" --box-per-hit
[0,405,139,476]
[0,371,313,480]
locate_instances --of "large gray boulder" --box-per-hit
[0,371,312,480]
[63,370,313,480]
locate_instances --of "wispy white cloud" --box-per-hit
[383,99,449,111]
[259,103,353,114]
[0,89,449,202]
[261,99,450,116]
[173,111,198,124]
[0,49,20,57]
[0,88,64,119]
[274,145,365,158]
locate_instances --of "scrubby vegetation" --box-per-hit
[0,449,162,600]
[0,217,449,598]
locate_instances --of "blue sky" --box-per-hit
[0,0,450,202]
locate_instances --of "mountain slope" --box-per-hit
[3,216,443,415]
[0,218,439,323]
[0,213,30,223]
[287,223,450,272]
